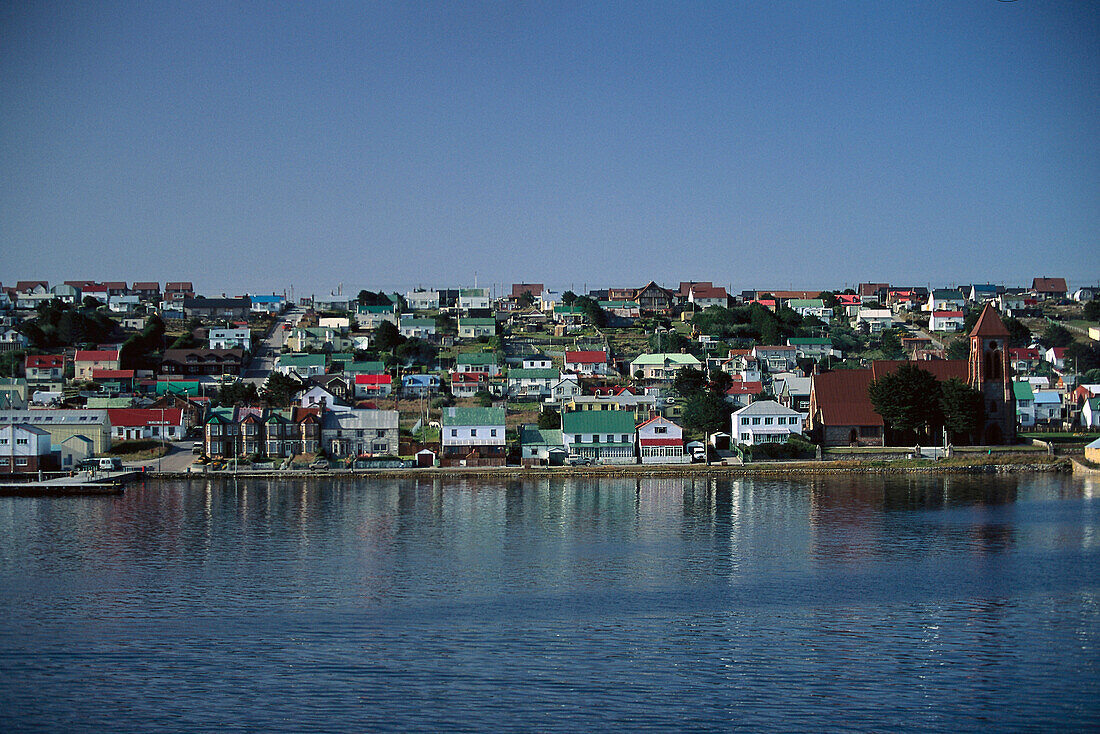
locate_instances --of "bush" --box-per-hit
[744,436,816,461]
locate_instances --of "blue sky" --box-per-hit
[2,1,1097,297]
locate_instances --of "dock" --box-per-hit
[0,470,144,496]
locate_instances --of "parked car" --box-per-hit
[564,455,592,466]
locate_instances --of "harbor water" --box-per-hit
[1,473,1098,731]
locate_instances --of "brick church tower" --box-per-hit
[967,303,1015,445]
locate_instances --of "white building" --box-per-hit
[929,310,965,332]
[731,400,804,445]
[209,327,251,350]
[405,290,440,310]
[636,415,688,464]
[854,308,893,333]
[458,288,491,311]
[0,424,52,473]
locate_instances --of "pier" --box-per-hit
[0,470,143,496]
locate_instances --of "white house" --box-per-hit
[458,288,491,311]
[0,424,53,473]
[929,310,965,332]
[399,317,437,339]
[520,354,552,370]
[458,317,496,339]
[1013,381,1035,428]
[751,345,798,373]
[565,350,612,375]
[630,353,701,380]
[547,375,582,404]
[854,308,893,333]
[405,290,440,310]
[1082,397,1100,428]
[786,299,833,324]
[925,289,966,312]
[1034,391,1061,424]
[636,415,687,464]
[561,410,637,464]
[209,327,251,350]
[440,407,507,465]
[731,400,804,445]
[106,408,185,442]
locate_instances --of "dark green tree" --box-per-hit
[218,380,260,407]
[946,338,970,361]
[1039,322,1074,349]
[573,296,608,327]
[1084,300,1100,322]
[374,320,405,352]
[939,378,983,444]
[474,390,493,407]
[708,368,734,396]
[682,389,734,436]
[672,366,708,398]
[537,408,561,429]
[867,363,944,442]
[878,329,905,359]
[561,291,578,307]
[1003,317,1031,348]
[517,290,536,307]
[262,372,303,407]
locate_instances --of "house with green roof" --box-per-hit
[440,406,507,466]
[507,368,558,399]
[519,425,566,466]
[458,317,496,339]
[1013,381,1035,427]
[786,299,833,324]
[455,351,502,376]
[343,360,386,376]
[275,353,327,379]
[629,352,702,380]
[399,317,437,340]
[786,337,837,359]
[561,410,637,464]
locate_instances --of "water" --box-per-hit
[1,473,1098,732]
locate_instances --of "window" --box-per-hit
[491,429,497,437]
[0,439,6,445]
[16,458,28,466]
[471,429,477,437]
[752,418,761,425]
[655,426,667,435]
[764,418,773,425]
[16,438,27,445]
[741,433,750,441]
[451,429,457,437]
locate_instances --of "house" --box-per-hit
[74,350,121,381]
[751,345,798,373]
[511,283,544,300]
[149,392,208,432]
[286,327,350,353]
[457,317,496,339]
[519,354,552,370]
[598,300,641,320]
[49,283,81,303]
[854,308,893,333]
[567,388,658,420]
[858,283,890,302]
[322,409,400,458]
[399,318,437,340]
[1072,287,1097,303]
[777,375,812,413]
[968,284,999,303]
[635,281,676,314]
[107,295,140,313]
[208,327,251,351]
[507,368,557,399]
[297,385,352,412]
[454,352,501,376]
[313,296,354,312]
[1046,347,1067,371]
[564,350,612,375]
[0,424,54,473]
[355,304,398,330]
[562,410,637,464]
[1034,391,1062,424]
[786,338,835,360]
[808,370,883,446]
[786,299,833,324]
[203,406,320,459]
[630,353,702,380]
[836,293,862,317]
[132,282,161,301]
[929,310,965,332]
[547,375,582,405]
[636,415,687,464]
[1013,382,1035,428]
[925,289,965,312]
[161,348,245,376]
[0,328,27,352]
[687,285,729,309]
[1082,397,1100,428]
[183,297,251,320]
[552,305,586,327]
[25,355,64,383]
[718,350,762,382]
[249,294,286,314]
[1009,348,1043,374]
[91,369,136,393]
[343,360,387,376]
[440,407,507,466]
[724,380,765,408]
[732,401,805,445]
[401,374,440,397]
[1032,277,1068,300]
[458,288,492,311]
[996,293,1031,315]
[405,290,440,310]
[449,372,489,398]
[275,353,327,379]
[1087,437,1100,463]
[106,408,185,442]
[0,379,28,409]
[519,425,566,466]
[0,409,112,454]
[354,374,393,399]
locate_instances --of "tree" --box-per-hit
[573,296,608,327]
[673,366,708,398]
[262,372,303,407]
[218,380,259,407]
[939,378,983,444]
[867,363,944,442]
[1003,317,1031,348]
[1065,342,1100,374]
[682,389,733,436]
[396,337,437,366]
[1082,299,1100,321]
[82,295,103,309]
[1039,322,1074,349]
[537,408,561,429]
[518,290,536,307]
[878,329,904,359]
[474,390,493,407]
[374,320,404,352]
[649,329,689,353]
[562,290,577,307]
[946,338,970,361]
[708,368,734,396]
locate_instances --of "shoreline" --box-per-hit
[147,456,1071,481]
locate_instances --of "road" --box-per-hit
[122,440,199,473]
[243,306,303,385]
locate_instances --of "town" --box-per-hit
[1,277,1098,474]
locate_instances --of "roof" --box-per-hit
[636,415,681,431]
[509,368,558,380]
[932,310,964,318]
[75,350,120,362]
[456,352,499,365]
[732,400,802,417]
[631,353,701,366]
[0,409,109,426]
[565,350,608,363]
[441,407,505,426]
[278,353,326,367]
[562,410,637,434]
[0,423,50,436]
[519,426,563,447]
[968,303,1010,338]
[107,408,183,427]
[322,409,399,431]
[932,289,964,299]
[811,369,882,427]
[870,360,968,383]
[26,355,64,368]
[787,299,825,309]
[344,361,386,374]
[1032,277,1068,293]
[400,318,436,327]
[1012,382,1035,401]
[91,369,135,379]
[787,338,830,346]
[726,381,764,395]
[459,317,496,326]
[165,282,193,290]
[354,374,392,385]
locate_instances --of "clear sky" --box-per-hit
[2,1,1098,297]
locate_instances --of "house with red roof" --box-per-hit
[74,350,121,381]
[1009,348,1043,374]
[564,350,611,376]
[91,369,136,393]
[25,355,65,383]
[107,408,184,441]
[725,380,765,408]
[636,415,687,464]
[354,373,392,399]
[1031,277,1068,300]
[1046,347,1068,371]
[687,284,728,309]
[929,310,965,332]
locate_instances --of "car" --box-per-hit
[309,460,329,470]
[564,455,592,466]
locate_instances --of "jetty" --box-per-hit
[0,470,143,496]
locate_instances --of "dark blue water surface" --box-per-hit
[1,473,1098,732]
